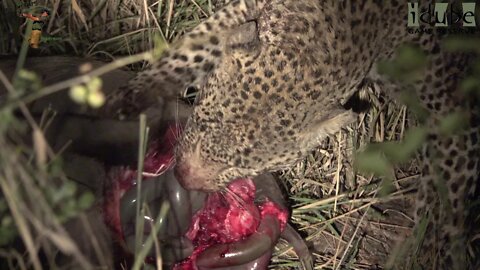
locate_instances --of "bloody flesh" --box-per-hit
[102,122,288,269]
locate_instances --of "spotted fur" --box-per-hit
[112,0,479,269]
[101,0,265,119]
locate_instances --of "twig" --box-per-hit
[2,51,153,109]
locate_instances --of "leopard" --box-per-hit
[102,0,480,269]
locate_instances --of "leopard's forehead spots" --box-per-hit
[101,0,266,118]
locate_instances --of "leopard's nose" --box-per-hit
[174,152,221,192]
[174,159,205,191]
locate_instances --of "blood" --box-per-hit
[102,122,288,269]
[174,178,288,270]
[102,122,182,238]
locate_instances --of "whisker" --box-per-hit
[174,97,181,140]
[223,185,251,214]
[167,121,180,150]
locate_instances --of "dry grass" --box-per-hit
[1,0,218,61]
[0,1,422,269]
[272,87,419,269]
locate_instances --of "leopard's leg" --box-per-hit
[411,39,480,269]
[371,37,479,269]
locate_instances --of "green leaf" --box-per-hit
[377,45,427,83]
[0,199,7,213]
[62,181,77,198]
[14,69,42,91]
[78,192,95,210]
[355,148,391,177]
[47,157,64,177]
[395,45,427,71]
[1,215,12,227]
[398,90,430,122]
[385,127,427,163]
[443,37,480,53]
[379,179,395,197]
[460,76,480,98]
[413,214,429,245]
[439,111,468,135]
[0,109,13,134]
[61,198,78,219]
[51,181,77,204]
[0,226,17,246]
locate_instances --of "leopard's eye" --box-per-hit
[183,86,198,105]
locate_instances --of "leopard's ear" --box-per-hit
[101,0,266,119]
[225,21,260,53]
[128,0,264,93]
